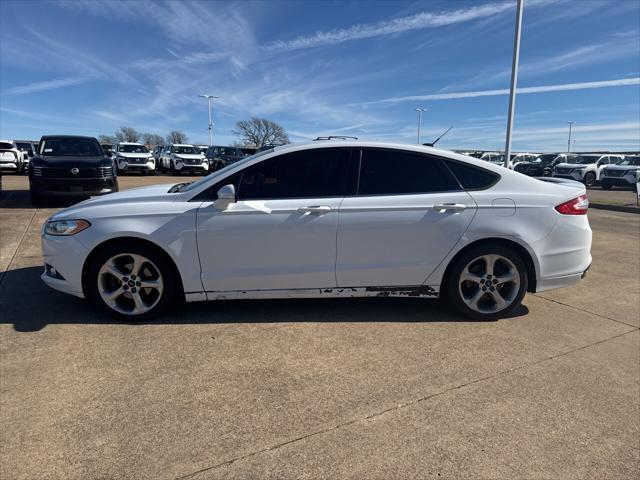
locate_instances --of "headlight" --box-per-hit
[45,219,91,236]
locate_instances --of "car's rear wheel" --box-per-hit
[583,171,596,187]
[85,244,178,320]
[446,245,528,321]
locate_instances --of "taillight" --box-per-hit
[555,194,589,215]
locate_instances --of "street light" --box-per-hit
[567,121,575,153]
[199,94,219,146]
[503,0,524,169]
[415,107,426,144]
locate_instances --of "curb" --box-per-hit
[590,203,640,214]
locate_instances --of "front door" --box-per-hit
[336,148,477,287]
[196,148,352,292]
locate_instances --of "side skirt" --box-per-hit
[184,285,440,302]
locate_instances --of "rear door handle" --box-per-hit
[434,203,467,212]
[297,206,332,214]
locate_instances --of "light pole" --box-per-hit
[503,0,524,169]
[199,94,219,146]
[567,121,575,152]
[415,107,426,144]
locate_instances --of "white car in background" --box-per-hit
[161,144,209,175]
[0,140,25,173]
[553,154,624,186]
[600,155,640,189]
[113,142,156,175]
[40,141,592,322]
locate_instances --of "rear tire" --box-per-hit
[446,244,528,321]
[84,243,178,321]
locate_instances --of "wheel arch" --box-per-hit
[441,237,538,294]
[81,237,185,299]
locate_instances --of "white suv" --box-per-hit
[553,154,624,187]
[0,140,25,173]
[600,155,640,189]
[113,142,156,175]
[161,144,209,175]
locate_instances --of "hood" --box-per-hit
[31,155,110,168]
[115,152,153,158]
[173,154,204,160]
[554,162,588,169]
[52,183,179,220]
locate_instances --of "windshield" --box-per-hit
[177,149,274,193]
[0,142,13,150]
[533,154,558,164]
[575,156,601,164]
[40,138,102,156]
[118,144,148,153]
[619,156,640,166]
[15,142,31,151]
[172,146,197,154]
[217,147,243,156]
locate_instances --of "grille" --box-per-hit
[32,166,114,178]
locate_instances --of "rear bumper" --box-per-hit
[30,177,118,197]
[536,263,590,293]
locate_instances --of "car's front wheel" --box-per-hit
[446,245,528,321]
[85,244,178,320]
[583,171,596,187]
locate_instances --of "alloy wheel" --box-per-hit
[98,253,164,315]
[458,254,520,314]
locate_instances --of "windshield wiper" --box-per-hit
[168,182,192,193]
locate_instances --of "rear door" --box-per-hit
[336,148,477,287]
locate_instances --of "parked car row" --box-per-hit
[0,139,37,174]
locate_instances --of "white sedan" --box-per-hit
[40,141,592,321]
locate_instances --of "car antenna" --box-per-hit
[422,127,453,147]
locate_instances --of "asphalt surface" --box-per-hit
[1,173,639,479]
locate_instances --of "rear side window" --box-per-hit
[358,149,460,195]
[237,148,351,200]
[444,160,500,190]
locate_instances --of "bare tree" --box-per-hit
[232,117,289,148]
[114,126,140,143]
[166,130,188,144]
[98,134,116,145]
[142,133,164,147]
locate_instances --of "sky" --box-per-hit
[0,0,639,152]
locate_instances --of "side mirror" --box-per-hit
[213,184,236,209]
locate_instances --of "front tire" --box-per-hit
[584,171,596,187]
[446,244,528,321]
[84,244,178,320]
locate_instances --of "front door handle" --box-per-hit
[434,203,467,212]
[297,206,332,214]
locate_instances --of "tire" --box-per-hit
[600,182,612,190]
[29,189,45,206]
[583,171,596,187]
[171,162,178,176]
[446,244,528,321]
[84,243,178,320]
[542,168,552,177]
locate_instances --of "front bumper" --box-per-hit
[175,163,209,173]
[600,176,638,187]
[554,171,584,182]
[30,177,118,197]
[41,232,89,298]
[119,162,156,172]
[0,162,19,171]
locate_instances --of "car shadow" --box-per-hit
[0,266,529,332]
[0,189,85,209]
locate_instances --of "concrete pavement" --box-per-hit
[1,174,638,479]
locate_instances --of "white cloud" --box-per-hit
[369,77,640,104]
[264,1,516,51]
[3,76,93,96]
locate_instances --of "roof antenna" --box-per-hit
[422,126,453,147]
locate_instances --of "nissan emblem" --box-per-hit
[71,168,79,175]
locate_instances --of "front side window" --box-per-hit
[358,149,460,195]
[236,148,351,200]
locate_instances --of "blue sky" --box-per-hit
[1,0,639,151]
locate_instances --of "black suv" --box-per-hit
[513,153,572,177]
[29,135,118,205]
[205,145,245,171]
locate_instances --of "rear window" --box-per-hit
[40,138,102,156]
[445,160,500,190]
[358,149,460,195]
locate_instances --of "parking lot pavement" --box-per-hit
[1,174,638,479]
